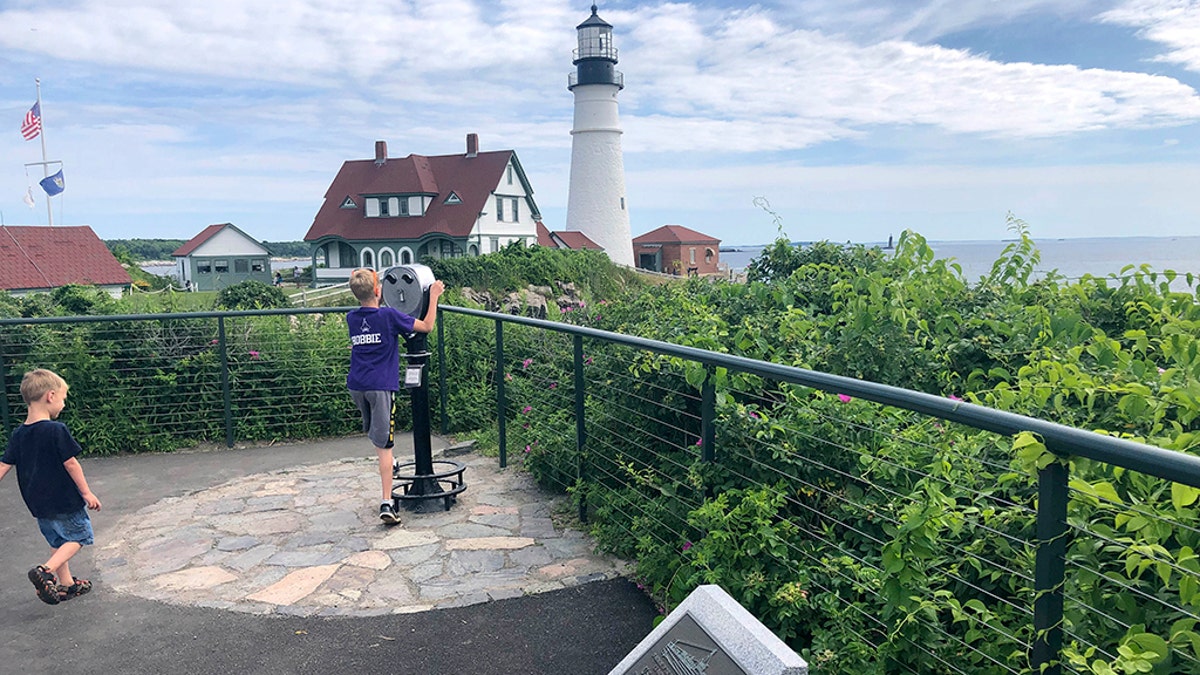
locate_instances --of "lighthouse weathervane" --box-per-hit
[565,4,634,267]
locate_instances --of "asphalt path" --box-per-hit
[0,437,657,674]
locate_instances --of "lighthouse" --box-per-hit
[565,4,634,267]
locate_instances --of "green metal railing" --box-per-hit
[0,308,360,452]
[437,305,1200,675]
[5,304,1200,673]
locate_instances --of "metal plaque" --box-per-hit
[404,364,423,388]
[623,614,748,675]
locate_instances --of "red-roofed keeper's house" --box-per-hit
[633,225,720,276]
[304,134,542,285]
[0,225,130,298]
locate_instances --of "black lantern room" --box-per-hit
[569,4,624,90]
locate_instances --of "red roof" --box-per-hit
[536,221,555,247]
[173,223,229,257]
[0,225,131,292]
[633,225,720,245]
[304,148,522,242]
[552,231,603,250]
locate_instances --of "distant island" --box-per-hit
[105,238,309,262]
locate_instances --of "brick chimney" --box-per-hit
[466,133,478,158]
[375,140,387,165]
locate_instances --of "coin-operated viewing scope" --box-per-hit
[380,264,435,321]
[378,263,466,512]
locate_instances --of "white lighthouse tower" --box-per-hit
[565,4,634,267]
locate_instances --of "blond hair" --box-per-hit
[20,369,69,404]
[349,268,379,303]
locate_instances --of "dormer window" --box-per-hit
[366,195,424,218]
[445,191,461,205]
[341,196,356,209]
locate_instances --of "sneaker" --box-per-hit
[27,565,60,605]
[58,579,92,602]
[379,503,401,525]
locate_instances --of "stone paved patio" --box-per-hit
[92,452,630,617]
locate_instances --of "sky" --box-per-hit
[3,0,1200,246]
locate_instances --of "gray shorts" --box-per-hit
[351,390,395,449]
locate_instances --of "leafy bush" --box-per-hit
[216,280,289,310]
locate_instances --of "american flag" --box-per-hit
[21,102,41,141]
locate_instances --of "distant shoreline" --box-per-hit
[719,234,1200,250]
[136,256,309,266]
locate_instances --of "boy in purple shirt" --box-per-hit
[346,268,444,524]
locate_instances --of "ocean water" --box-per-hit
[140,258,309,279]
[721,236,1200,286]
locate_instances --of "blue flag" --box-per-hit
[40,169,64,196]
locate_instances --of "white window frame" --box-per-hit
[495,196,519,223]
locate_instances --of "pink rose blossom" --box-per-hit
[837,394,852,403]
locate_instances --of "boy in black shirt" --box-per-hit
[0,369,102,605]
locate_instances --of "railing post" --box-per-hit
[701,370,716,498]
[1031,459,1068,675]
[574,335,587,523]
[495,319,506,468]
[217,315,234,448]
[701,370,715,464]
[0,341,11,436]
[437,307,448,435]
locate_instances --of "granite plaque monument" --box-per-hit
[609,584,807,675]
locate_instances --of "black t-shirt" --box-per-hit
[1,420,85,518]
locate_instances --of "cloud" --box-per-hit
[620,3,1200,145]
[0,0,574,84]
[1101,0,1200,73]
[772,0,1112,42]
[4,1,1200,242]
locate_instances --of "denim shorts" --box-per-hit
[37,508,94,549]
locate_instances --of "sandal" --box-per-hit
[27,565,60,605]
[58,579,92,601]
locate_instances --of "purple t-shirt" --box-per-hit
[346,306,416,391]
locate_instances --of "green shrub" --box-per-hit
[216,280,289,310]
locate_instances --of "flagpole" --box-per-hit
[35,78,53,226]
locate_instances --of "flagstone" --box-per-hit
[246,564,341,605]
[152,566,237,591]
[346,550,392,570]
[445,536,535,551]
[376,529,439,550]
